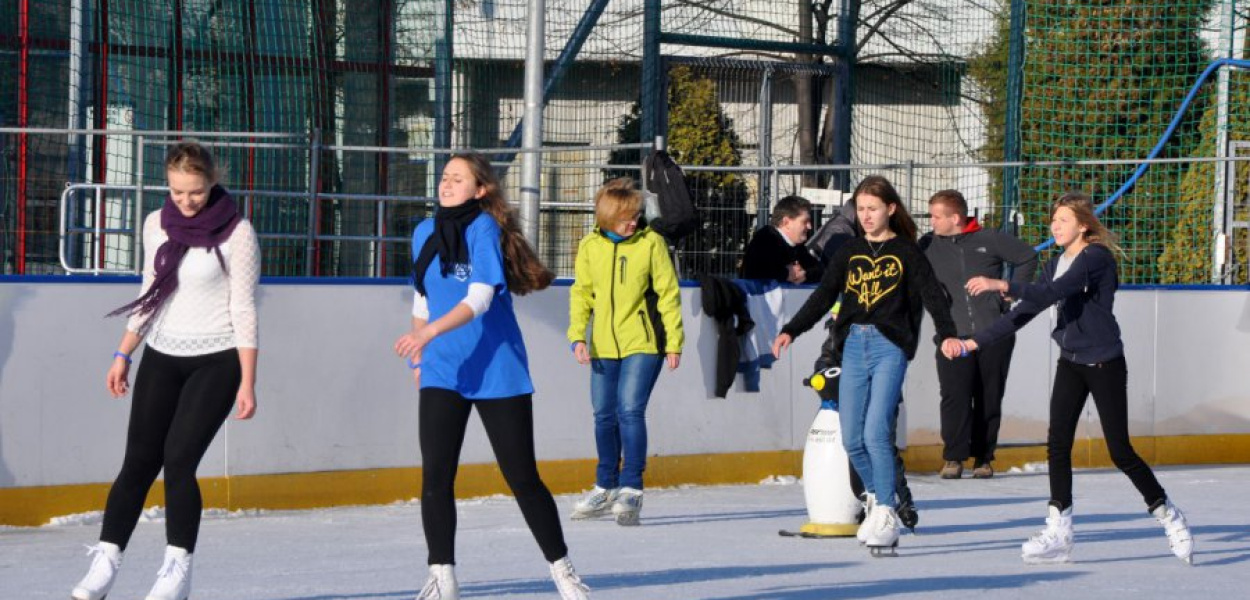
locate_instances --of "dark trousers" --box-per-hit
[419,388,568,565]
[1047,357,1166,511]
[936,335,1015,462]
[100,348,240,552]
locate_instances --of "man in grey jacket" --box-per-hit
[922,190,1038,479]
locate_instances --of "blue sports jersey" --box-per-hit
[411,213,534,399]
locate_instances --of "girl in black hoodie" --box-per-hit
[949,191,1193,565]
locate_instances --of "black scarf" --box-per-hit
[412,200,483,296]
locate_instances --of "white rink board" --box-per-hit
[2,280,1249,489]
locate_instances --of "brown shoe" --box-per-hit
[972,461,994,479]
[939,461,964,479]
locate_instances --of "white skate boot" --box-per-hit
[570,486,618,520]
[549,556,591,600]
[611,487,643,526]
[144,546,192,600]
[856,494,879,544]
[865,505,900,557]
[1022,504,1074,564]
[71,541,122,600]
[1151,499,1194,565]
[416,564,459,600]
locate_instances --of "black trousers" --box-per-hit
[100,348,240,552]
[936,335,1015,462]
[1047,357,1166,511]
[419,387,568,565]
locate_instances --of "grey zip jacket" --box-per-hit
[921,218,1038,338]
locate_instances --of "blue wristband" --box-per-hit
[570,341,582,353]
[113,351,132,364]
[407,358,421,370]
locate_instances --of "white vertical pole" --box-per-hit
[519,0,546,244]
[1213,0,1235,283]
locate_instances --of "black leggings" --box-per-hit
[419,388,568,564]
[1047,357,1166,511]
[100,348,240,552]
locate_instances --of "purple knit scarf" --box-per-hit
[109,185,242,321]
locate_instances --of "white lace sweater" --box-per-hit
[126,211,261,356]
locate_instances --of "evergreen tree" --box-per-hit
[608,66,751,277]
[1016,1,1213,282]
[1159,39,1250,283]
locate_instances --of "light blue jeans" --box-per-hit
[838,324,908,508]
[590,353,664,490]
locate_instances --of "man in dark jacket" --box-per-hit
[740,195,824,284]
[923,190,1038,479]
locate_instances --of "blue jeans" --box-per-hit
[590,353,664,490]
[838,325,908,508]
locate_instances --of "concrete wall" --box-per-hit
[3,280,1250,492]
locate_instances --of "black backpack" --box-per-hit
[644,150,699,243]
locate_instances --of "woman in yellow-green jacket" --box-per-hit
[567,178,684,526]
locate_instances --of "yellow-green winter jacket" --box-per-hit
[568,227,684,358]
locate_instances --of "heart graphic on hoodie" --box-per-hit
[845,254,903,310]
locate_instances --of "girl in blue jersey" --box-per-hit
[394,153,590,600]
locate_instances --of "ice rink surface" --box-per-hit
[3,464,1247,599]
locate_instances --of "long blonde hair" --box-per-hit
[1051,191,1122,256]
[449,153,554,295]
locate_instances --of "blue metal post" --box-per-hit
[433,0,453,178]
[830,0,858,193]
[641,0,661,146]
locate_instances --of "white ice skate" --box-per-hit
[612,488,643,526]
[570,486,619,520]
[71,541,122,600]
[865,505,900,557]
[144,546,192,600]
[549,556,591,600]
[416,564,459,600]
[856,494,878,545]
[1151,499,1194,565]
[1022,504,1073,565]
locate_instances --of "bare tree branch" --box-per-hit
[671,0,801,38]
[857,0,919,55]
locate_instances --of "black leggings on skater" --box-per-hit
[1047,357,1166,511]
[100,347,240,552]
[419,387,568,565]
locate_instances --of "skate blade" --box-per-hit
[615,513,640,526]
[1022,553,1071,565]
[868,545,899,558]
[570,509,610,520]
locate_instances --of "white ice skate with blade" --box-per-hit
[865,505,900,557]
[856,494,878,545]
[417,564,459,600]
[549,557,591,599]
[1022,504,1073,564]
[1152,499,1194,565]
[144,546,192,600]
[612,487,643,526]
[570,486,618,520]
[71,541,122,600]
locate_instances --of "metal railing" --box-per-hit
[8,126,1250,282]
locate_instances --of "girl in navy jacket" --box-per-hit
[947,191,1193,565]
